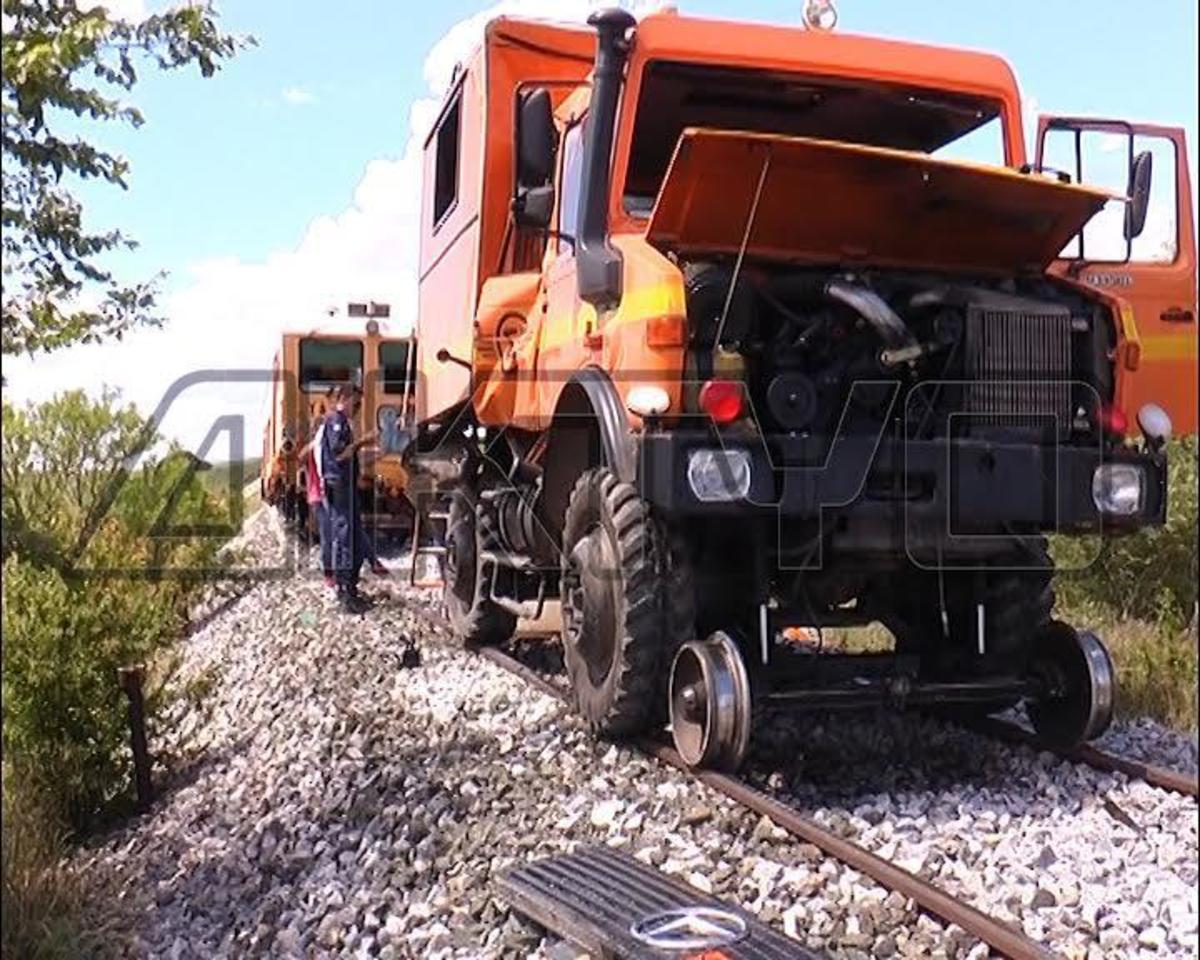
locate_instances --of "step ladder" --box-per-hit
[407,503,449,588]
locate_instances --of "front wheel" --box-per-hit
[561,469,667,738]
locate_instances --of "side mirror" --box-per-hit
[513,183,554,230]
[517,88,555,189]
[1124,149,1153,240]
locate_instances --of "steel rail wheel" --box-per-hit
[1028,621,1115,749]
[669,632,753,772]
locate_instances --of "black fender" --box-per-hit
[537,367,634,551]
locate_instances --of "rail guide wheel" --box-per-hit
[1028,620,1115,750]
[668,631,753,771]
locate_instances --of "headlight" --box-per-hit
[687,449,752,502]
[1092,463,1144,516]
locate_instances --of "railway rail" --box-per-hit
[279,505,1196,956]
[974,716,1199,799]
[403,600,1062,960]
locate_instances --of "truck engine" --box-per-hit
[681,264,1115,446]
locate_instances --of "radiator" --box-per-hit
[963,304,1075,438]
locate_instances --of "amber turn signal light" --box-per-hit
[646,314,686,347]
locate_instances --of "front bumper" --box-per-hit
[636,431,1167,535]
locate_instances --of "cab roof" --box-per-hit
[631,11,1022,107]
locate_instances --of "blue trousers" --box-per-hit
[314,501,333,575]
[325,485,363,593]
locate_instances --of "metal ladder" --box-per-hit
[407,500,449,588]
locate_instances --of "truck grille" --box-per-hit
[963,304,1074,438]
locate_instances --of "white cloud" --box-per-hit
[4,1,655,456]
[281,85,315,106]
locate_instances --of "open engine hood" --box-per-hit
[644,129,1114,275]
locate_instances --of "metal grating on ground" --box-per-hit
[497,845,823,959]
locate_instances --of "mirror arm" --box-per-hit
[543,230,576,251]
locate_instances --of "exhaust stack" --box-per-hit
[576,8,636,309]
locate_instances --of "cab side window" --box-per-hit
[557,120,585,254]
[433,91,462,229]
[1041,128,1179,264]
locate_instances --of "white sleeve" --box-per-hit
[313,422,325,480]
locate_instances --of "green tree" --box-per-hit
[1,0,248,357]
[2,391,234,831]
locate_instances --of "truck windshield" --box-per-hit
[299,339,362,391]
[624,60,1004,214]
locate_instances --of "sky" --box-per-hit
[4,0,1197,459]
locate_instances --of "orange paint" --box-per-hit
[415,10,1196,441]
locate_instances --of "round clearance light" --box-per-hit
[366,319,381,336]
[699,380,743,425]
[627,385,670,417]
[1137,403,1172,445]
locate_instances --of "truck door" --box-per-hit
[1036,117,1197,433]
[538,116,591,421]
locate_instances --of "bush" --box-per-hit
[2,554,180,829]
[1,391,233,832]
[1053,436,1198,629]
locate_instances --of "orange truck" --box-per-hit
[261,307,417,539]
[407,7,1196,769]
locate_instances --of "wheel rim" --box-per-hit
[566,522,620,689]
[1029,621,1115,749]
[669,632,752,771]
[669,641,712,767]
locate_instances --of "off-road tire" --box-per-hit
[653,518,697,724]
[887,539,1054,665]
[443,488,516,647]
[561,469,665,738]
[886,539,1054,717]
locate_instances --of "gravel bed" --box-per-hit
[1092,716,1198,777]
[68,507,1198,959]
[748,707,1199,959]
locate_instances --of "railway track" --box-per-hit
[403,599,1061,959]
[974,716,1199,799]
[390,584,1199,958]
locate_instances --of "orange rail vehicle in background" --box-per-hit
[403,6,1196,771]
[261,306,417,539]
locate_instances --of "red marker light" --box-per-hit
[699,380,743,424]
[1099,404,1128,436]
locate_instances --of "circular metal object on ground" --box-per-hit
[669,631,752,771]
[630,906,748,950]
[1028,621,1115,749]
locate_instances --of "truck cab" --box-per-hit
[411,8,1196,769]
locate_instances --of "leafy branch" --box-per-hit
[1,0,252,357]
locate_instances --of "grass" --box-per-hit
[1069,610,1198,732]
[1,766,102,960]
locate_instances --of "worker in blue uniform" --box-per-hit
[321,383,377,613]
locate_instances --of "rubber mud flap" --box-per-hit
[497,845,823,958]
